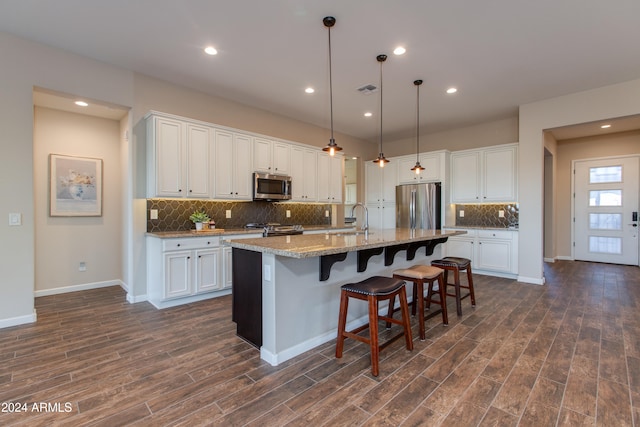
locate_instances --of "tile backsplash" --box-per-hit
[147,199,332,232]
[454,203,519,228]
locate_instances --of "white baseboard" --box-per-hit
[543,257,556,263]
[556,255,574,261]
[34,280,124,297]
[0,310,37,329]
[127,293,148,304]
[517,275,545,285]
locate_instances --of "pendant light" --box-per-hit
[322,16,342,156]
[411,79,425,175]
[373,54,389,168]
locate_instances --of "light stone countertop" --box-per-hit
[225,228,466,259]
[146,225,354,239]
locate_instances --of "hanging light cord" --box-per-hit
[416,81,420,161]
[379,58,383,153]
[328,23,334,144]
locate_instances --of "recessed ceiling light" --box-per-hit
[75,101,88,107]
[446,87,457,94]
[204,46,218,55]
[364,112,373,117]
[305,87,315,94]
[601,124,611,129]
[393,46,406,55]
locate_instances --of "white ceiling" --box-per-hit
[3,0,640,142]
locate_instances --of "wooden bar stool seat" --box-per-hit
[335,276,413,377]
[430,257,476,316]
[393,265,448,340]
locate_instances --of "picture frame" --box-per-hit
[49,154,103,217]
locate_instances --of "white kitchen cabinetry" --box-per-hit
[146,114,211,198]
[214,130,253,200]
[397,153,442,184]
[444,228,518,277]
[253,138,291,174]
[317,153,344,203]
[365,161,398,229]
[289,146,318,201]
[148,236,223,308]
[450,144,518,203]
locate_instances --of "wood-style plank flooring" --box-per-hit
[1,260,639,426]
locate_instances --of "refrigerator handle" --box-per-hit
[410,189,416,229]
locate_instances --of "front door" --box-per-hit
[574,156,639,265]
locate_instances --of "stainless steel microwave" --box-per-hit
[253,172,292,201]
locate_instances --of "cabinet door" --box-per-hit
[302,149,318,201]
[451,151,481,203]
[476,239,512,272]
[365,162,382,203]
[186,124,210,198]
[398,154,440,184]
[214,130,234,198]
[381,202,396,229]
[317,153,331,202]
[445,237,475,261]
[381,161,397,203]
[164,251,192,299]
[233,133,253,199]
[367,203,382,230]
[272,142,290,174]
[222,246,233,290]
[483,147,517,202]
[289,147,305,201]
[345,183,357,205]
[194,248,220,293]
[155,117,184,197]
[253,138,272,172]
[329,155,343,203]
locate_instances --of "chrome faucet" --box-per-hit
[351,202,369,232]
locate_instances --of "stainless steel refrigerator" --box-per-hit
[396,182,441,229]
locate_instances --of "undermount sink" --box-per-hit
[327,230,373,236]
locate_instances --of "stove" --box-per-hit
[244,223,304,237]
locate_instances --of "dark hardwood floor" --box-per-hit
[1,260,639,426]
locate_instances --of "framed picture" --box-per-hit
[49,154,103,217]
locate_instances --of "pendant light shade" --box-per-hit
[322,16,342,156]
[373,54,389,168]
[411,79,425,175]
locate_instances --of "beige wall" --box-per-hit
[33,107,123,293]
[383,116,519,158]
[543,132,558,260]
[554,130,640,257]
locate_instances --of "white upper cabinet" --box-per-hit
[317,153,344,203]
[290,146,318,201]
[147,113,211,198]
[397,153,442,184]
[214,130,253,200]
[365,160,397,204]
[253,138,291,175]
[451,144,518,203]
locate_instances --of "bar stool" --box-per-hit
[335,276,413,377]
[431,257,475,316]
[392,265,448,340]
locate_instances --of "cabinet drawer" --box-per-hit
[477,230,512,240]
[162,236,221,251]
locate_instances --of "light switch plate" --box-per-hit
[459,210,465,218]
[498,210,505,218]
[150,209,158,220]
[226,210,232,219]
[286,210,291,218]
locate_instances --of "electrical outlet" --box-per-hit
[325,210,330,217]
[498,210,505,218]
[79,262,87,272]
[150,209,158,220]
[9,213,22,226]
[286,210,291,218]
[459,210,465,218]
[226,210,232,219]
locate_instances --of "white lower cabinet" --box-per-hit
[147,233,260,308]
[444,229,518,277]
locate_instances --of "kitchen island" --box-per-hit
[226,228,465,365]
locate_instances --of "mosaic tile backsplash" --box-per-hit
[454,203,519,228]
[147,199,333,232]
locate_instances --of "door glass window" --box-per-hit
[589,213,622,230]
[590,166,622,183]
[589,190,622,206]
[589,236,622,254]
